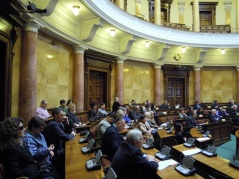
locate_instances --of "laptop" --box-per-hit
[183,137,195,148]
[82,139,95,154]
[79,132,90,143]
[86,149,102,171]
[175,156,196,176]
[143,138,154,150]
[155,145,171,160]
[201,145,217,157]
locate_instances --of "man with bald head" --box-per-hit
[36,100,51,120]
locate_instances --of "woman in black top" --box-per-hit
[0,117,38,179]
[174,123,186,144]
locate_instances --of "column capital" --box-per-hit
[224,0,233,10]
[73,46,88,54]
[154,63,162,69]
[178,0,186,15]
[24,20,41,33]
[117,57,127,63]
[194,65,203,71]
[235,66,239,71]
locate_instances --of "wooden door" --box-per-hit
[200,11,212,25]
[167,78,185,107]
[88,70,107,107]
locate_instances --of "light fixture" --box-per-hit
[182,47,186,53]
[221,49,225,54]
[145,41,150,48]
[109,29,116,37]
[72,5,80,16]
[47,55,53,59]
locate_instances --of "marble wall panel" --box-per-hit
[11,29,22,116]
[123,61,154,104]
[37,31,73,108]
[201,67,237,103]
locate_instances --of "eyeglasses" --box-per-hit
[18,126,24,131]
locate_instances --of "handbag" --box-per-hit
[37,161,57,178]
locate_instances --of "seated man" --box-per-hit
[88,102,98,121]
[193,100,202,110]
[111,129,160,179]
[128,105,141,122]
[209,109,222,123]
[97,112,114,138]
[59,99,67,114]
[211,100,219,109]
[218,106,228,118]
[143,103,151,114]
[43,108,76,177]
[36,100,51,120]
[161,100,170,109]
[186,112,197,128]
[98,102,108,117]
[119,107,130,124]
[101,117,125,161]
[230,105,239,125]
[112,97,122,112]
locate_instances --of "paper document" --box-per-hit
[182,148,201,156]
[196,137,210,142]
[158,159,178,170]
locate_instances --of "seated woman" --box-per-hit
[161,100,170,109]
[67,103,81,126]
[88,102,98,121]
[175,101,180,109]
[24,117,54,163]
[186,106,194,117]
[129,99,136,107]
[145,112,158,127]
[178,108,188,119]
[174,123,186,144]
[150,103,158,115]
[0,117,38,179]
[197,107,204,117]
[135,115,161,149]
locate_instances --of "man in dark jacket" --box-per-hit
[111,129,160,179]
[101,117,125,161]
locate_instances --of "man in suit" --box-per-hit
[218,106,228,118]
[209,109,221,123]
[186,112,197,128]
[193,100,202,110]
[230,105,239,126]
[111,129,160,179]
[128,105,141,122]
[43,108,76,177]
[101,117,125,161]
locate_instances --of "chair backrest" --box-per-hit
[161,136,177,147]
[105,167,117,179]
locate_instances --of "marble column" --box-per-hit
[116,0,124,10]
[19,21,40,125]
[154,0,161,25]
[178,0,186,24]
[237,67,239,103]
[154,64,162,106]
[224,0,232,25]
[194,67,201,102]
[135,0,141,17]
[73,46,86,112]
[237,0,239,32]
[115,58,125,104]
[193,0,200,32]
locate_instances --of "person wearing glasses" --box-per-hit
[111,129,160,179]
[0,117,38,179]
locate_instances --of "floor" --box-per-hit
[217,134,236,161]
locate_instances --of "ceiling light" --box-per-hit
[221,49,225,54]
[182,47,186,53]
[110,29,116,37]
[72,5,80,16]
[145,41,150,48]
[47,55,53,58]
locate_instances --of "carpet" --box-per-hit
[217,134,236,161]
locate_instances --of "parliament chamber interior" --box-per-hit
[1,0,239,178]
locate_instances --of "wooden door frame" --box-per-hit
[164,77,187,107]
[84,50,114,111]
[162,66,192,107]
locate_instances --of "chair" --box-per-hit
[235,130,239,155]
[104,167,117,179]
[161,136,177,147]
[101,156,112,177]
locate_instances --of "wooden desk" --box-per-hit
[141,148,203,179]
[172,144,238,179]
[65,134,104,179]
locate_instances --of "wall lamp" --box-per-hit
[72,5,80,16]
